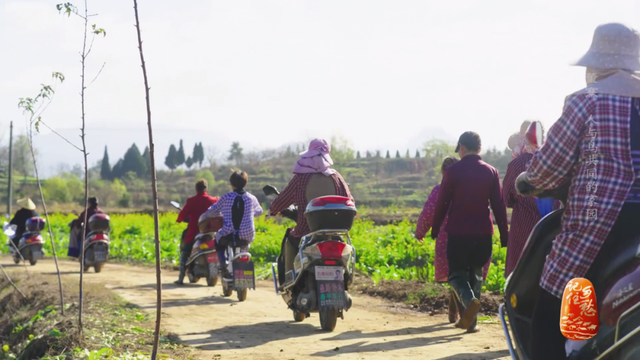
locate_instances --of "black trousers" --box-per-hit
[446,235,493,277]
[179,241,194,268]
[531,203,640,359]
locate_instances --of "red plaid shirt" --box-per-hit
[268,172,353,238]
[526,93,638,298]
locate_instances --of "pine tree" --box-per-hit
[385,150,390,159]
[165,144,178,171]
[375,150,381,158]
[142,146,151,175]
[395,150,401,158]
[185,156,194,169]
[122,144,147,177]
[405,149,410,158]
[111,159,124,179]
[415,149,421,158]
[176,140,185,167]
[191,143,199,168]
[356,151,361,159]
[100,146,111,180]
[228,142,244,165]
[366,151,371,158]
[197,142,205,167]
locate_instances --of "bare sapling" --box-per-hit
[56,0,106,335]
[17,72,66,313]
[132,0,162,357]
[0,264,27,299]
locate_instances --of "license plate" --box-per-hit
[32,250,43,259]
[94,251,107,262]
[315,266,344,281]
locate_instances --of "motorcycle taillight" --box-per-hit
[26,237,42,243]
[91,234,106,241]
[316,241,346,259]
[238,256,250,262]
[311,196,355,207]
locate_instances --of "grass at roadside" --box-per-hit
[0,273,196,359]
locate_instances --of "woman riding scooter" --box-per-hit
[268,139,353,284]
[68,197,103,258]
[9,198,38,251]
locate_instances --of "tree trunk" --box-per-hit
[133,1,162,358]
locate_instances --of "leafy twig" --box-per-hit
[18,72,67,315]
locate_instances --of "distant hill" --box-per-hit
[0,139,512,214]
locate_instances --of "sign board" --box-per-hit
[315,266,346,310]
[233,260,256,290]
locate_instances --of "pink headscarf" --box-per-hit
[293,139,336,176]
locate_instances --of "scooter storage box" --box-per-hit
[88,214,110,232]
[25,217,46,232]
[198,213,223,234]
[305,196,357,232]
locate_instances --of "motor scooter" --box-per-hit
[499,174,640,359]
[170,201,223,286]
[263,184,356,331]
[81,213,111,273]
[4,217,46,266]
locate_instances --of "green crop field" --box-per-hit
[0,214,507,293]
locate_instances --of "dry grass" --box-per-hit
[0,273,197,359]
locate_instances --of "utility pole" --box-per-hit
[7,121,13,215]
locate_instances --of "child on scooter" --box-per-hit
[202,171,263,280]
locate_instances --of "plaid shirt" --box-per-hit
[526,93,638,298]
[268,172,353,238]
[203,190,263,242]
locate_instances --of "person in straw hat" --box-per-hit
[9,198,38,250]
[518,23,640,358]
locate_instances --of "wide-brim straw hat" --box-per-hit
[17,198,36,210]
[572,23,640,71]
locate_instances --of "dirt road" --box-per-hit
[2,258,510,360]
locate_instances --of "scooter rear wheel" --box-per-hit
[14,257,20,264]
[319,308,338,332]
[94,262,104,273]
[29,259,37,266]
[237,288,247,302]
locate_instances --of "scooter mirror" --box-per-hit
[170,201,181,210]
[263,185,279,196]
[3,224,16,238]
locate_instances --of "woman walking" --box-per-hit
[502,121,560,277]
[415,156,491,326]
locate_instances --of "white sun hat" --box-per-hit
[572,23,640,71]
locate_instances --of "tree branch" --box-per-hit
[0,264,27,299]
[87,62,106,87]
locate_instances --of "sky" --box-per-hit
[1,0,639,176]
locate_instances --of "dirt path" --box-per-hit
[2,258,510,360]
